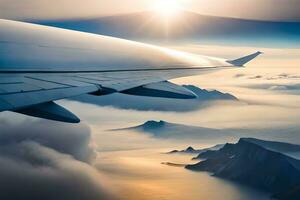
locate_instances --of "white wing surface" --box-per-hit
[0,19,261,122]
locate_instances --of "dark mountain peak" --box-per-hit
[166,146,198,154]
[239,137,268,144]
[186,138,300,199]
[144,120,162,124]
[139,120,168,131]
[186,146,195,152]
[143,120,166,127]
[182,85,238,101]
[110,120,168,132]
[168,144,225,155]
[238,137,300,153]
[114,119,232,142]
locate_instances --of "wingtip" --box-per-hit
[228,51,263,67]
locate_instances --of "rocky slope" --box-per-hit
[186,138,300,199]
[167,144,224,154]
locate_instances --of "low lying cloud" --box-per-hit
[232,73,300,81]
[268,85,289,90]
[0,119,96,163]
[241,82,300,92]
[0,119,116,200]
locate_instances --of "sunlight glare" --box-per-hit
[153,0,181,18]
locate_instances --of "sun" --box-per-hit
[153,0,181,18]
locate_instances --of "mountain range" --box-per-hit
[193,138,300,160]
[115,120,234,142]
[71,84,237,112]
[186,138,300,200]
[117,120,300,156]
[167,144,224,154]
[31,11,300,47]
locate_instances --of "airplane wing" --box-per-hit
[0,19,262,123]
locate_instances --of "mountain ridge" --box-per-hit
[72,84,238,113]
[186,138,300,199]
[167,144,225,154]
[113,120,300,149]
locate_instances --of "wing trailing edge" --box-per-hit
[121,81,197,99]
[227,51,263,66]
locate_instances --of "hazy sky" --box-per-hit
[0,0,300,21]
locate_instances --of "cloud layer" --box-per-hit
[0,119,116,200]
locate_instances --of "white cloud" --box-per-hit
[0,119,117,200]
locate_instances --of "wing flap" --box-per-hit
[0,67,226,113]
[122,81,197,99]
[16,101,80,123]
[73,73,164,92]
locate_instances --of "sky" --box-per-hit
[0,1,299,199]
[0,0,300,21]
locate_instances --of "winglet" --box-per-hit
[227,51,263,67]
